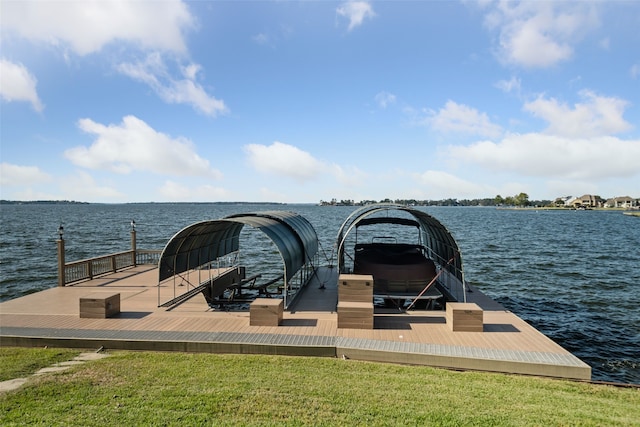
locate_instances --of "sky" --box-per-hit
[1,0,639,203]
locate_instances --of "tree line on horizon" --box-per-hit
[319,193,550,207]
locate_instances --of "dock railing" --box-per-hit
[62,249,161,285]
[57,222,162,286]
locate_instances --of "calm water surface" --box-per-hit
[1,203,638,384]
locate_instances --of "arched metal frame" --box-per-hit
[158,211,319,308]
[336,203,466,302]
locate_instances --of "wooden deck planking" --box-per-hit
[1,295,558,353]
[0,266,590,380]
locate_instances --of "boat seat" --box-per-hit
[375,279,438,294]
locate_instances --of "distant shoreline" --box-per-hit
[496,206,637,212]
[0,200,287,206]
[2,200,638,211]
[0,200,90,205]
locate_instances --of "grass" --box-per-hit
[1,348,639,426]
[0,347,81,381]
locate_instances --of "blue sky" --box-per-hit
[1,1,639,203]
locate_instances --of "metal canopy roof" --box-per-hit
[158,211,318,283]
[355,217,420,228]
[337,204,463,281]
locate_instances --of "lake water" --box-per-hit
[1,203,638,384]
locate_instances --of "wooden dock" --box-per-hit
[0,265,591,380]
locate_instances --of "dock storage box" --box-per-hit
[338,274,374,303]
[250,298,284,326]
[446,302,483,332]
[338,301,374,329]
[80,293,120,318]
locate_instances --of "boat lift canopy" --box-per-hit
[336,204,463,283]
[158,210,319,288]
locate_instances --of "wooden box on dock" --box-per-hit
[446,302,483,332]
[79,293,120,318]
[337,301,374,329]
[250,298,283,326]
[338,274,373,303]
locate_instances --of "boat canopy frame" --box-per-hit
[157,211,319,308]
[336,203,465,300]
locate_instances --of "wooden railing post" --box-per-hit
[57,226,65,287]
[131,220,137,267]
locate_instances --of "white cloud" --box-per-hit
[337,1,375,31]
[64,115,222,178]
[244,142,324,182]
[253,33,270,46]
[598,37,610,50]
[483,2,599,68]
[158,180,228,201]
[0,59,44,112]
[631,64,640,80]
[242,142,366,197]
[375,91,396,109]
[252,25,293,49]
[413,170,491,199]
[5,188,61,202]
[331,164,368,187]
[117,53,227,117]
[425,101,503,138]
[546,179,600,199]
[59,171,124,201]
[448,134,640,181]
[0,163,51,186]
[524,90,632,138]
[257,187,289,203]
[495,76,521,94]
[2,0,194,55]
[446,88,639,190]
[2,2,223,118]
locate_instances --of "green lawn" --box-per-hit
[1,348,638,426]
[0,347,81,381]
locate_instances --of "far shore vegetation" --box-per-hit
[2,192,638,210]
[1,347,638,426]
[321,192,639,209]
[321,193,544,207]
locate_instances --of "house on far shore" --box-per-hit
[604,196,639,209]
[554,196,574,207]
[571,194,604,209]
